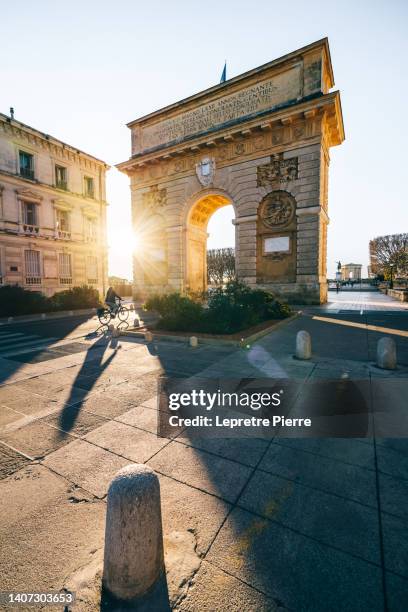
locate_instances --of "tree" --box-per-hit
[369,233,408,278]
[207,248,236,286]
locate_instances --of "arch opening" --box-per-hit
[186,194,235,293]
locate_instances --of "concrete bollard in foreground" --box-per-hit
[41,313,46,320]
[190,336,198,348]
[377,337,397,370]
[296,330,312,360]
[103,464,164,602]
[145,331,153,342]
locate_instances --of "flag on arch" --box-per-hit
[220,62,227,83]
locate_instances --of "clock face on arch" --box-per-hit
[260,191,295,228]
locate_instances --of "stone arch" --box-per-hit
[184,189,235,293]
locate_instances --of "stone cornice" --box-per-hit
[0,113,110,170]
[117,91,343,174]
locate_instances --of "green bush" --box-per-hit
[0,285,49,317]
[144,281,291,334]
[0,284,101,317]
[50,285,101,310]
[144,293,204,331]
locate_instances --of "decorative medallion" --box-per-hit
[142,184,167,209]
[257,154,298,186]
[195,157,216,187]
[260,191,296,229]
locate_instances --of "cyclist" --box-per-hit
[105,286,122,317]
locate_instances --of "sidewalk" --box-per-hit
[0,303,407,611]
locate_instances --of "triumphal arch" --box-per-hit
[118,38,344,304]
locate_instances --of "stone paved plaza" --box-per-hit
[0,291,408,611]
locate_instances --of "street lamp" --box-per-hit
[389,263,394,289]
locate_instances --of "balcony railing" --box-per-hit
[58,230,71,240]
[23,224,40,235]
[87,278,98,285]
[26,276,41,285]
[56,181,67,190]
[20,167,35,180]
[60,277,72,285]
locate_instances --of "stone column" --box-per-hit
[233,214,257,287]
[166,225,184,293]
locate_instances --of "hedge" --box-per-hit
[0,285,101,317]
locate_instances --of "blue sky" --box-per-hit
[1,0,407,278]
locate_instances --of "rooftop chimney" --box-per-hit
[9,107,14,119]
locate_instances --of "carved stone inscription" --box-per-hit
[138,65,302,152]
[257,154,298,186]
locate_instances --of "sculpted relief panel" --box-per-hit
[135,64,302,153]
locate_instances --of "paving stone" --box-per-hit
[382,513,408,578]
[238,469,380,564]
[148,441,252,503]
[177,560,277,611]
[159,473,230,556]
[0,419,76,459]
[43,406,107,437]
[42,439,129,497]
[117,405,161,434]
[378,472,408,521]
[207,507,383,611]
[273,438,375,470]
[0,442,31,479]
[0,406,23,429]
[385,572,408,612]
[84,420,169,462]
[376,443,408,481]
[0,464,106,592]
[259,442,378,507]
[179,436,269,467]
[75,391,134,419]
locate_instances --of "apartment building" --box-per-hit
[0,111,109,296]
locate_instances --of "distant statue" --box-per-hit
[336,260,342,271]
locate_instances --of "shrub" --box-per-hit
[0,284,102,317]
[50,285,101,310]
[144,281,291,334]
[0,285,49,317]
[144,293,204,331]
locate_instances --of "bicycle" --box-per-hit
[97,299,129,325]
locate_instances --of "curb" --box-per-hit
[0,307,98,326]
[121,311,300,347]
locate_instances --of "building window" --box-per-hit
[57,210,70,234]
[59,253,72,285]
[84,216,97,242]
[86,255,98,284]
[55,166,67,190]
[84,176,94,198]
[23,202,38,227]
[25,250,41,285]
[19,151,34,180]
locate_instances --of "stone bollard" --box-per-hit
[41,313,46,319]
[295,330,311,360]
[145,331,153,342]
[190,336,198,348]
[103,464,164,602]
[7,317,13,323]
[377,337,397,370]
[69,310,74,316]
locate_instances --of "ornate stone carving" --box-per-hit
[142,184,167,209]
[260,191,296,229]
[195,157,216,187]
[257,154,298,186]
